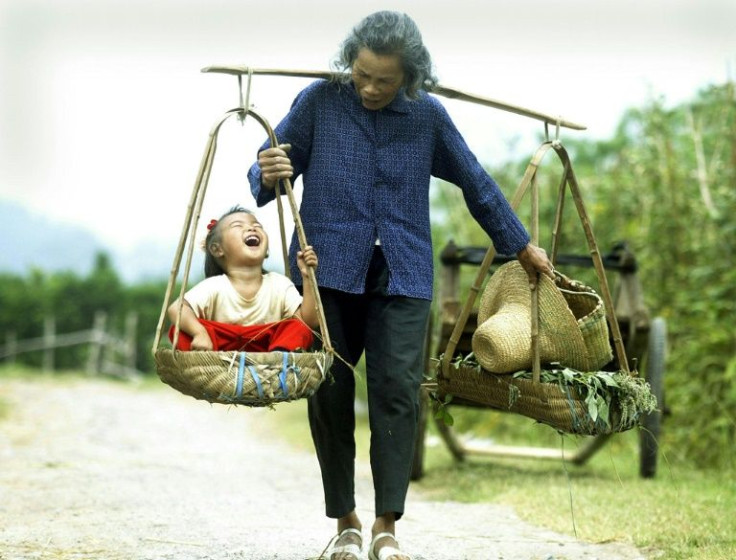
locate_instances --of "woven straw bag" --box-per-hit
[472,261,612,373]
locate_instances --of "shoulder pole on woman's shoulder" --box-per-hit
[201,65,586,131]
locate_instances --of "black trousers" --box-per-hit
[308,246,431,520]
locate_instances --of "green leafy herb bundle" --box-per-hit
[436,353,658,433]
[511,365,658,432]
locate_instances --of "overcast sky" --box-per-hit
[1,0,734,255]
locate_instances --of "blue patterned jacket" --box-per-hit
[248,80,530,301]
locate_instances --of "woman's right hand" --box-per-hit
[258,143,293,190]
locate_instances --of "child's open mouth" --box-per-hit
[244,235,261,247]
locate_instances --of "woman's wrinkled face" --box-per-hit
[351,48,405,111]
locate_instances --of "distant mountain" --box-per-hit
[0,200,174,283]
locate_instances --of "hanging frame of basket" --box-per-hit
[151,77,333,406]
[440,139,631,386]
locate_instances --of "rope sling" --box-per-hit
[151,73,333,406]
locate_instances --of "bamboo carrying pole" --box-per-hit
[200,66,587,131]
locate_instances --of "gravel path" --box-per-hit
[0,376,646,560]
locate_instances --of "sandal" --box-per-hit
[368,531,411,560]
[330,527,363,560]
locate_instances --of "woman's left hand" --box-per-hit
[516,243,555,289]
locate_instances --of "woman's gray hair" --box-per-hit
[332,11,438,99]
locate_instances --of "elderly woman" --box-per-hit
[248,11,552,560]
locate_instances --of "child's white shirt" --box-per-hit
[183,272,303,325]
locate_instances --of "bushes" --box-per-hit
[574,84,736,469]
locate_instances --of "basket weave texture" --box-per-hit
[437,364,634,435]
[155,348,331,406]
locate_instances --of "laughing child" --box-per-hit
[167,205,318,352]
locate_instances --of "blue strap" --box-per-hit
[235,352,246,398]
[279,353,289,397]
[248,366,263,399]
[248,365,264,399]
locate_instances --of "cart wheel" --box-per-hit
[639,317,666,478]
[410,387,430,481]
[410,314,434,481]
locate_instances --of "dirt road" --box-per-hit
[0,375,646,559]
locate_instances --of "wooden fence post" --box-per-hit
[86,311,107,375]
[4,331,18,363]
[124,312,138,370]
[2,311,143,378]
[43,316,56,372]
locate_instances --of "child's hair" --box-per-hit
[203,205,255,278]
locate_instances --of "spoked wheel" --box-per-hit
[639,317,667,478]
[410,314,434,481]
[410,387,430,481]
[411,387,467,482]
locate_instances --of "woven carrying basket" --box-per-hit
[438,141,637,435]
[561,278,612,369]
[155,348,331,406]
[151,104,333,406]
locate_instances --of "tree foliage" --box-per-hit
[564,84,736,469]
